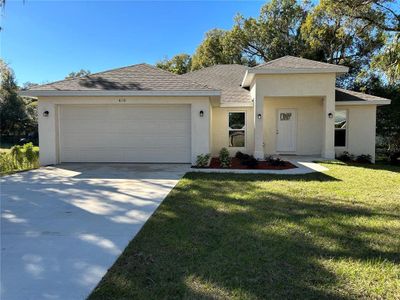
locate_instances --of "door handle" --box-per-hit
[276,130,279,134]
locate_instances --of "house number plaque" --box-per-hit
[280,113,292,121]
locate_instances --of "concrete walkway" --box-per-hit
[1,163,189,300]
[190,156,329,174]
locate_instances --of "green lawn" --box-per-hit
[89,162,400,300]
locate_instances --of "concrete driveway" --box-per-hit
[1,163,189,300]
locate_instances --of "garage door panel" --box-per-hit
[61,105,190,121]
[59,105,191,163]
[62,135,190,148]
[62,119,190,133]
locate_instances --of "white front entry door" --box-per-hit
[277,108,297,152]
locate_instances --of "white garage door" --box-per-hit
[59,105,191,163]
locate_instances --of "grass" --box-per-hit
[89,162,400,300]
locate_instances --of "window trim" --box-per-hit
[334,109,348,149]
[228,111,246,148]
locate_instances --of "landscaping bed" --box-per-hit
[193,149,297,170]
[207,157,296,170]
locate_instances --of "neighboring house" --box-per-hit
[21,56,391,165]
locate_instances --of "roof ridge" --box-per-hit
[183,64,248,76]
[256,56,291,68]
[253,55,348,70]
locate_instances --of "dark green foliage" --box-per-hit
[195,153,210,168]
[265,155,286,166]
[65,69,91,79]
[241,155,258,168]
[355,154,373,164]
[1,143,39,175]
[218,147,231,168]
[336,152,372,164]
[336,151,355,162]
[236,152,258,168]
[156,54,192,75]
[235,151,250,160]
[0,61,28,136]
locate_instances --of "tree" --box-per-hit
[333,0,400,33]
[0,60,28,136]
[301,0,386,87]
[156,54,192,74]
[371,34,400,84]
[191,29,251,71]
[65,69,91,79]
[21,81,39,90]
[229,0,309,62]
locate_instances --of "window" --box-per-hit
[335,110,347,147]
[229,112,245,147]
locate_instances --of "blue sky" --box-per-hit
[1,0,263,85]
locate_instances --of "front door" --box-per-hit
[277,108,297,152]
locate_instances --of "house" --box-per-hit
[21,56,391,165]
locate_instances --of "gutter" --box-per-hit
[19,90,221,97]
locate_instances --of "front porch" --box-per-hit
[259,96,333,158]
[251,73,336,160]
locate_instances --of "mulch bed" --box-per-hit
[203,157,297,170]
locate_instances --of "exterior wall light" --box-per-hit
[257,113,262,119]
[328,113,333,119]
[199,110,204,117]
[43,110,49,117]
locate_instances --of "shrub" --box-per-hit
[235,151,250,160]
[23,143,38,166]
[355,154,372,164]
[241,155,258,168]
[0,143,39,175]
[265,155,286,166]
[10,145,24,166]
[195,153,210,168]
[219,147,231,168]
[336,151,355,162]
[0,152,17,173]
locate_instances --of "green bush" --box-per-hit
[195,153,210,168]
[10,145,24,166]
[219,147,231,168]
[336,151,373,164]
[355,154,372,164]
[336,151,355,162]
[0,143,39,175]
[265,155,286,166]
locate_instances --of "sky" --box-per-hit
[0,0,263,85]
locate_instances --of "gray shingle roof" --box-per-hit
[253,55,348,72]
[335,88,390,102]
[181,64,251,104]
[24,58,389,105]
[29,63,216,92]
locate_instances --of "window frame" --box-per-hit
[334,109,348,148]
[228,111,246,148]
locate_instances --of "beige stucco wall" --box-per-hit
[37,96,211,165]
[335,105,377,162]
[251,73,336,159]
[263,97,323,155]
[253,73,336,97]
[211,106,255,156]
